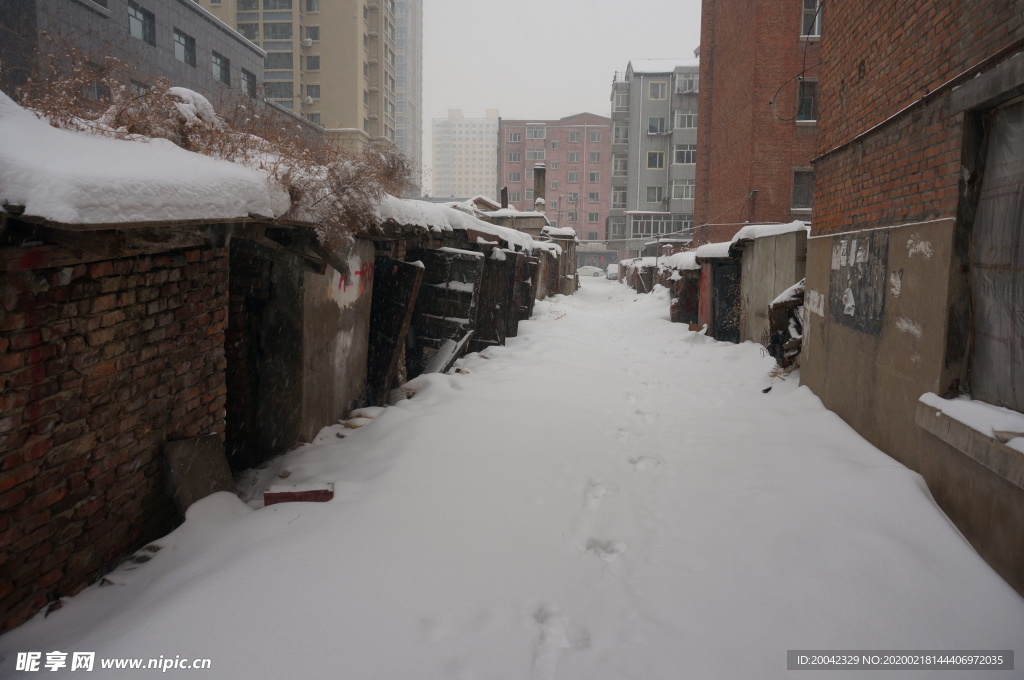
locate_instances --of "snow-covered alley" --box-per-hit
[2,278,1022,679]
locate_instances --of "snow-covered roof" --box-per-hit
[630,58,699,74]
[662,251,700,271]
[694,241,733,260]
[731,221,809,243]
[541,225,577,239]
[375,196,539,251]
[0,91,289,225]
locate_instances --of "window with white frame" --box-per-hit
[549,162,558,170]
[568,152,580,163]
[587,231,598,240]
[797,80,818,121]
[508,191,521,202]
[550,181,558,190]
[648,117,667,134]
[587,212,599,223]
[647,151,665,169]
[508,172,521,183]
[675,109,697,129]
[612,189,626,208]
[614,92,629,110]
[508,152,521,162]
[526,189,534,200]
[676,74,699,93]
[589,151,601,163]
[567,192,579,203]
[567,211,578,222]
[568,171,580,183]
[802,0,821,37]
[671,179,695,200]
[525,169,534,180]
[649,81,667,100]
[508,131,522,142]
[550,140,558,149]
[588,171,600,183]
[588,191,600,203]
[526,148,545,160]
[674,144,697,164]
[612,156,627,176]
[526,126,546,139]
[128,1,155,45]
[646,186,664,203]
[266,52,292,69]
[613,124,628,144]
[569,131,581,143]
[792,170,814,208]
[589,130,601,143]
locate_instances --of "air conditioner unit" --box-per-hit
[302,38,313,47]
[303,96,314,104]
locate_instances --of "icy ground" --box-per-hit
[3,280,1023,679]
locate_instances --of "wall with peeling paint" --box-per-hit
[300,238,376,441]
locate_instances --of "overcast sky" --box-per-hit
[420,0,703,184]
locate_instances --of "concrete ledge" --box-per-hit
[916,400,1024,490]
[950,49,1024,114]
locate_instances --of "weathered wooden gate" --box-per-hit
[366,257,424,405]
[711,261,741,343]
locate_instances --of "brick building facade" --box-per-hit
[802,0,1024,594]
[693,0,820,245]
[497,113,612,242]
[0,247,229,631]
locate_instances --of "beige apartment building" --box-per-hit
[431,109,499,199]
[198,0,409,152]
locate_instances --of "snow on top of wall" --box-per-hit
[920,393,1024,439]
[732,221,809,243]
[662,251,700,271]
[0,90,289,225]
[541,225,577,239]
[771,278,805,307]
[630,58,699,73]
[694,241,733,260]
[375,196,538,251]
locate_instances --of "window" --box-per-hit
[508,152,521,162]
[676,74,699,93]
[241,69,257,98]
[613,124,628,144]
[239,0,258,8]
[646,186,664,203]
[525,169,534,181]
[567,192,579,203]
[568,171,580,183]
[237,23,259,41]
[265,52,293,70]
[306,84,320,99]
[306,26,320,40]
[526,126,545,139]
[549,162,558,170]
[508,131,522,142]
[589,131,601,143]
[792,170,814,209]
[306,55,320,70]
[649,81,667,100]
[569,131,581,143]
[546,181,555,190]
[567,211,578,222]
[306,113,321,124]
[588,171,600,183]
[508,172,521,183]
[568,152,580,163]
[587,231,599,240]
[265,81,293,99]
[648,117,667,134]
[671,179,695,200]
[588,192,600,203]
[674,144,697,164]
[508,191,521,202]
[526,189,534,200]
[675,109,697,129]
[212,52,230,85]
[614,92,629,110]
[612,189,626,208]
[526,148,545,160]
[802,0,821,36]
[264,23,293,39]
[647,151,665,169]
[264,0,291,8]
[173,29,196,67]
[305,0,319,9]
[549,201,558,209]
[589,151,601,163]
[797,80,818,121]
[550,140,559,149]
[612,157,627,176]
[127,2,155,46]
[587,212,599,223]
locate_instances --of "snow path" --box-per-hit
[2,280,1022,679]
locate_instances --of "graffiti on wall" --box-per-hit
[328,253,374,309]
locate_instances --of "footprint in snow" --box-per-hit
[531,604,591,680]
[629,455,664,471]
[586,538,628,562]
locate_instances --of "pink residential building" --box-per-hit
[496,113,612,242]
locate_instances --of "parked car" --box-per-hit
[605,263,619,280]
[577,266,604,277]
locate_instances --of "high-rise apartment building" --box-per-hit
[693,0,819,243]
[395,0,422,195]
[496,113,611,241]
[607,60,700,244]
[199,0,414,152]
[431,109,499,199]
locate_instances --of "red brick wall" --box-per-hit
[695,0,819,230]
[0,247,229,633]
[813,0,1024,235]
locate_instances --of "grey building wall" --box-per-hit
[395,0,423,196]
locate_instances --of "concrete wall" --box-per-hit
[736,231,807,343]
[300,239,375,440]
[802,219,1024,595]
